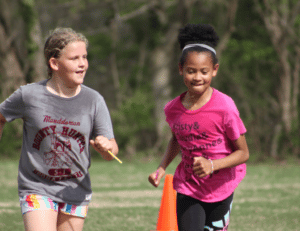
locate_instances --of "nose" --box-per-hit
[193,71,202,81]
[79,57,87,67]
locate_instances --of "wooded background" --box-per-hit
[1,0,300,161]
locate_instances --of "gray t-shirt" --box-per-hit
[0,80,114,205]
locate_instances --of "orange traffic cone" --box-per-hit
[156,174,178,231]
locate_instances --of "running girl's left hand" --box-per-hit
[193,156,213,178]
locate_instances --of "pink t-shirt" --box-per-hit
[164,89,247,203]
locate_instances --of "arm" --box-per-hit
[0,113,7,141]
[90,136,119,161]
[193,134,249,178]
[148,132,180,187]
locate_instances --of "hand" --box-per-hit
[148,167,165,187]
[90,136,112,153]
[193,156,213,178]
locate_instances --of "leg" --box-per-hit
[23,210,58,231]
[57,212,85,231]
[57,202,88,231]
[176,193,206,231]
[204,193,234,231]
[20,194,59,231]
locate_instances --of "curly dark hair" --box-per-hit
[178,24,219,66]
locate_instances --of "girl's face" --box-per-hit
[179,51,219,96]
[50,41,88,87]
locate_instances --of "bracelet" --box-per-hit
[208,159,214,175]
[155,169,159,180]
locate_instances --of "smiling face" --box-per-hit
[179,51,219,97]
[49,41,88,88]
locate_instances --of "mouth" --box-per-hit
[191,83,203,86]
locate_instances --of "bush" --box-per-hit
[0,120,23,160]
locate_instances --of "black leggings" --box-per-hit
[176,193,234,231]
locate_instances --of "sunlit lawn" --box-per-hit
[0,157,299,230]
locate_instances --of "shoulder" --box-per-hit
[2,80,47,103]
[20,80,47,90]
[81,85,104,99]
[164,93,184,112]
[212,89,238,111]
[80,85,107,106]
[19,80,47,95]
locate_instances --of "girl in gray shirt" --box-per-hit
[0,28,119,231]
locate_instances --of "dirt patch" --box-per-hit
[92,182,141,188]
[0,209,18,214]
[92,189,162,198]
[89,200,160,208]
[0,202,19,207]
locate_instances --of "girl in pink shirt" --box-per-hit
[149,24,249,231]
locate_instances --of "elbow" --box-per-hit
[244,149,250,163]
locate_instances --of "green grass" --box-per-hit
[0,158,299,230]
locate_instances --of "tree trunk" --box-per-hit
[278,44,292,132]
[215,0,239,57]
[0,0,45,99]
[151,0,194,145]
[26,12,47,82]
[151,47,173,139]
[292,47,300,127]
[109,0,122,108]
[0,0,26,98]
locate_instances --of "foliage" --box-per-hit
[111,87,156,156]
[1,0,300,159]
[0,120,23,160]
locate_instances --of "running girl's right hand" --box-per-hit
[148,167,165,187]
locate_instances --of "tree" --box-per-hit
[149,0,195,148]
[0,0,26,98]
[0,0,45,158]
[254,0,300,157]
[0,0,45,99]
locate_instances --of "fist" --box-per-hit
[193,156,213,178]
[148,168,165,188]
[90,136,112,153]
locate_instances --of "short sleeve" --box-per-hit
[0,88,25,122]
[92,95,114,140]
[164,95,181,129]
[164,100,172,125]
[224,103,247,141]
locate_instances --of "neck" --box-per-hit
[46,77,81,98]
[184,87,213,110]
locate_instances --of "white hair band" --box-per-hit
[182,44,216,55]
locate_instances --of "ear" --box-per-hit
[49,57,59,71]
[212,63,219,77]
[178,63,183,76]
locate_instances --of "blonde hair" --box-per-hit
[44,28,89,77]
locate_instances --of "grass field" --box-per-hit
[0,157,299,231]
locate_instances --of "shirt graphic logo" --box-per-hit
[32,125,85,181]
[44,133,73,168]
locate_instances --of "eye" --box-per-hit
[202,69,209,75]
[186,68,195,74]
